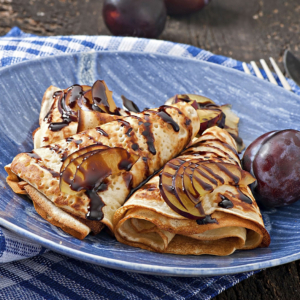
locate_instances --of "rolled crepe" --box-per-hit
[34,83,125,149]
[8,102,200,239]
[113,127,270,255]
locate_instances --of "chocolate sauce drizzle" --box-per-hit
[125,167,163,202]
[61,148,137,220]
[96,128,109,137]
[126,128,133,137]
[141,114,156,155]
[27,151,42,162]
[156,106,180,132]
[46,81,124,132]
[237,188,253,204]
[49,89,79,131]
[196,215,218,225]
[92,80,110,112]
[131,143,139,151]
[192,171,213,192]
[121,95,140,113]
[218,195,234,209]
[216,162,240,185]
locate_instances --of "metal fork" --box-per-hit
[242,58,292,91]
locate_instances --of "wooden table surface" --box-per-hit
[1,0,300,299]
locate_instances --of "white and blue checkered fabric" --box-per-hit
[0,27,294,299]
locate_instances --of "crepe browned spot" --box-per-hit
[113,127,270,256]
[8,102,200,239]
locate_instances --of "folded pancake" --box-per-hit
[8,102,200,239]
[34,83,245,153]
[165,94,245,152]
[34,81,127,149]
[113,127,270,255]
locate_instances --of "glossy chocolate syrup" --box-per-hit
[218,195,234,208]
[185,119,192,126]
[49,115,78,132]
[121,95,140,113]
[131,143,139,151]
[85,189,105,220]
[216,162,240,185]
[126,128,133,137]
[237,188,253,204]
[118,119,131,128]
[196,215,218,225]
[141,114,156,155]
[64,85,83,110]
[96,128,109,137]
[92,80,110,110]
[27,151,42,162]
[201,164,225,184]
[49,88,79,131]
[167,160,183,170]
[125,167,163,201]
[194,168,218,186]
[156,106,180,132]
[44,91,63,123]
[62,148,137,220]
[60,152,68,162]
[95,181,108,193]
[159,159,205,217]
[49,144,61,153]
[192,170,214,192]
[48,81,123,132]
[118,155,136,170]
[42,168,60,178]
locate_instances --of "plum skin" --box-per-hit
[243,129,300,208]
[103,0,167,38]
[242,131,278,176]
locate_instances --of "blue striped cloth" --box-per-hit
[0,27,296,299]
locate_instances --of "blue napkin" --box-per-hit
[0,27,296,299]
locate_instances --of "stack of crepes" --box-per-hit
[113,126,270,255]
[6,98,200,239]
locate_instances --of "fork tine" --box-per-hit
[242,62,251,74]
[260,59,278,85]
[269,57,292,91]
[250,61,264,79]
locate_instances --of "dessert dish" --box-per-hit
[6,79,263,254]
[6,101,199,239]
[113,127,270,255]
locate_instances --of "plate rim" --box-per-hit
[1,50,300,277]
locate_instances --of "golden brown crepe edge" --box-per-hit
[113,205,270,255]
[24,185,104,240]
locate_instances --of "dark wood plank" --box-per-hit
[215,261,300,300]
[0,1,299,299]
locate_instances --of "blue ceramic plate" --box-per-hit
[1,51,300,276]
